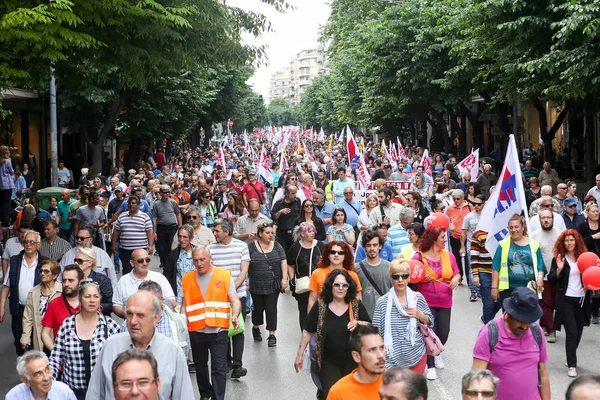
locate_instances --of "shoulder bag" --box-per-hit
[359,261,384,296]
[295,244,314,294]
[413,292,444,356]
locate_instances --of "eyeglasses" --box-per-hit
[39,269,52,275]
[136,257,152,264]
[188,215,199,220]
[332,283,349,289]
[114,379,157,392]
[391,273,410,281]
[73,258,89,265]
[75,236,91,241]
[304,204,314,208]
[464,389,494,398]
[23,240,39,245]
[329,250,345,256]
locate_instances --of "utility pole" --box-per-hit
[50,66,58,187]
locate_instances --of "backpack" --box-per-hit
[487,319,542,387]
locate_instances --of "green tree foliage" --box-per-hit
[294,74,338,130]
[267,98,295,126]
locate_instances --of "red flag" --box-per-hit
[421,149,432,178]
[346,125,360,170]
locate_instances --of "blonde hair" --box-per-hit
[374,178,387,190]
[365,194,379,209]
[0,145,10,162]
[76,246,97,268]
[389,255,410,275]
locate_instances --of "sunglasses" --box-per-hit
[75,236,91,241]
[329,250,345,256]
[39,269,52,275]
[542,204,554,208]
[453,197,461,201]
[161,191,170,194]
[391,273,410,281]
[567,204,577,208]
[304,204,314,208]
[188,215,199,220]
[136,257,152,264]
[473,202,483,206]
[464,389,494,398]
[259,222,274,229]
[333,283,349,289]
[73,258,89,265]
[558,187,567,190]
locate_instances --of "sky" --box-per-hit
[227,0,331,101]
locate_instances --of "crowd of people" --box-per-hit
[0,134,599,400]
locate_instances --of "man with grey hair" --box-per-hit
[85,291,193,400]
[587,174,600,204]
[208,219,250,379]
[462,369,498,400]
[233,199,272,244]
[529,186,557,216]
[378,367,428,400]
[388,207,415,258]
[120,281,189,357]
[6,350,76,399]
[0,230,48,355]
[112,349,160,400]
[182,247,241,400]
[529,196,566,231]
[538,161,560,194]
[477,164,497,197]
[171,206,215,249]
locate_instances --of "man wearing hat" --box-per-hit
[562,196,585,230]
[472,287,550,400]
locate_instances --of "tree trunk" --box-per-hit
[428,107,452,153]
[532,99,570,164]
[202,120,212,149]
[90,90,126,175]
[584,95,596,185]
[458,100,485,152]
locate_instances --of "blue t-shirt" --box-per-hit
[355,242,394,263]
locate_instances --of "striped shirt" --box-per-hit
[470,231,492,276]
[114,211,153,250]
[388,225,410,258]
[207,239,250,297]
[40,237,72,261]
[372,291,434,369]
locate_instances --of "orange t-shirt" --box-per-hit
[308,267,362,294]
[327,370,382,400]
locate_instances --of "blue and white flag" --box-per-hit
[477,135,528,256]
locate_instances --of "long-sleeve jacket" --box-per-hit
[21,282,62,350]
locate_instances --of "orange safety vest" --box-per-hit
[420,250,454,283]
[182,267,231,331]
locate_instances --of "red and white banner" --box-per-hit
[421,149,432,178]
[217,145,227,171]
[258,146,274,184]
[457,148,479,181]
[357,153,371,189]
[397,138,407,160]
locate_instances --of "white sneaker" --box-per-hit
[568,368,577,378]
[426,368,437,380]
[434,355,445,369]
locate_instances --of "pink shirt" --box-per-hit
[473,315,548,400]
[413,252,459,308]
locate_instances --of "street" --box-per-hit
[0,256,598,399]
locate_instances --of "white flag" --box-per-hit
[420,149,432,178]
[457,148,479,181]
[337,127,345,142]
[258,146,274,184]
[477,135,528,255]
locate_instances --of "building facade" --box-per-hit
[269,45,329,105]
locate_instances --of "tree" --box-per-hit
[267,98,295,126]
[294,75,338,130]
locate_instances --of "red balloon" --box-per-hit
[407,260,426,284]
[582,266,600,290]
[427,212,450,231]
[577,252,600,274]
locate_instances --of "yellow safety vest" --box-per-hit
[498,237,539,291]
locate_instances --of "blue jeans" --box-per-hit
[479,273,501,323]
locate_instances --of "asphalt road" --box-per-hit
[0,257,598,399]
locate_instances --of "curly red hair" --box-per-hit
[419,226,445,252]
[553,229,587,259]
[317,241,355,271]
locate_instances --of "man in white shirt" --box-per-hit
[113,249,176,318]
[531,209,562,343]
[370,188,403,227]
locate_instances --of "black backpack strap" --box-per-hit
[530,323,543,388]
[487,319,498,354]
[359,261,384,296]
